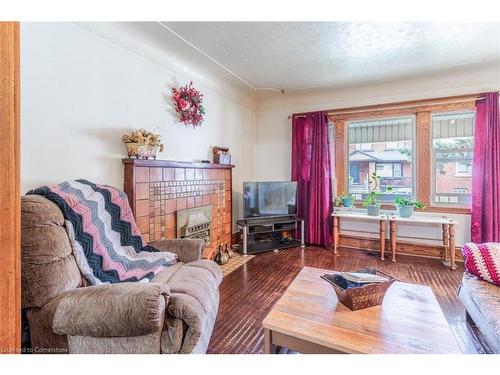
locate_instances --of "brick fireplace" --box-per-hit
[123,159,234,259]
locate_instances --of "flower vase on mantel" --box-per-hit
[124,141,139,158]
[122,128,164,160]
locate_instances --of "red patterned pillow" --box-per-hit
[462,243,500,286]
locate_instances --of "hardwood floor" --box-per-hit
[207,246,484,354]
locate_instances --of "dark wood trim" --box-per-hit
[421,206,471,215]
[333,119,346,196]
[122,158,235,169]
[0,21,20,354]
[327,94,479,121]
[123,162,136,215]
[339,234,463,261]
[414,101,476,113]
[293,95,478,119]
[328,101,477,121]
[229,168,234,250]
[416,111,431,206]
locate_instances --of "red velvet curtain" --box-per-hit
[471,92,500,243]
[291,111,332,246]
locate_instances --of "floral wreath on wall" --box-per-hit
[171,81,205,128]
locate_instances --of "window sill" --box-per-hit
[349,203,471,215]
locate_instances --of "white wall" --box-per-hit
[255,63,500,246]
[21,22,256,231]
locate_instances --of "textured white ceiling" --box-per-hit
[161,22,500,95]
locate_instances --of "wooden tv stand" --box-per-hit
[236,216,305,255]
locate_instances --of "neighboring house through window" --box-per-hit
[432,111,475,206]
[347,116,415,202]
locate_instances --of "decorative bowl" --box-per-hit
[321,267,397,310]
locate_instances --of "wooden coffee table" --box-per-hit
[262,266,462,354]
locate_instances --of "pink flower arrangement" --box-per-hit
[171,81,205,128]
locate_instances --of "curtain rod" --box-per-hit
[288,95,484,119]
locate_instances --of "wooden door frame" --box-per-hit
[0,21,21,354]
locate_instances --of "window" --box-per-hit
[385,141,406,150]
[376,163,403,178]
[393,163,402,178]
[333,96,478,211]
[432,112,474,206]
[355,143,373,151]
[385,141,398,150]
[452,187,469,194]
[455,161,472,177]
[348,116,415,202]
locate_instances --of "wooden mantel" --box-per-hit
[123,158,234,259]
[122,158,235,170]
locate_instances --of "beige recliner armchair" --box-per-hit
[21,195,222,354]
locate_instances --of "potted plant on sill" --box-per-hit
[335,192,355,208]
[363,191,381,216]
[362,173,393,216]
[394,197,425,218]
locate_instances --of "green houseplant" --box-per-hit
[363,190,381,216]
[335,192,355,208]
[394,197,425,218]
[362,173,393,216]
[363,173,380,216]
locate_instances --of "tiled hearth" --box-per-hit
[123,159,234,259]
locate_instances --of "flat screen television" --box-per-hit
[243,181,297,218]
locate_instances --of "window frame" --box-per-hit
[430,110,475,209]
[345,115,417,202]
[331,95,477,215]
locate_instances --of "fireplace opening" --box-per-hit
[176,205,212,244]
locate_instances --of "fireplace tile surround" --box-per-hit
[123,159,234,259]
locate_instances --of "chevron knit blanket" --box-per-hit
[29,180,177,284]
[462,242,500,286]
